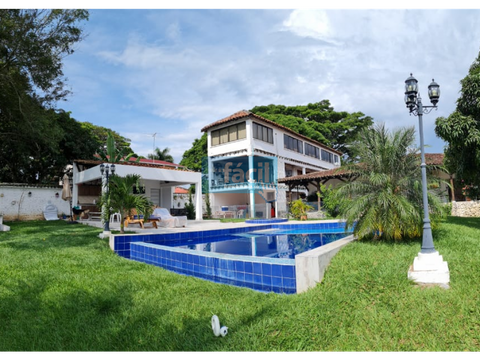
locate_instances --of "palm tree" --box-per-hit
[98,131,139,163]
[335,123,447,241]
[99,174,152,234]
[148,147,174,163]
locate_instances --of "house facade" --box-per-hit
[201,110,342,218]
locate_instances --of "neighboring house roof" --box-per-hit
[201,110,342,155]
[74,159,192,172]
[93,154,184,168]
[128,157,184,168]
[278,153,446,184]
[174,187,189,194]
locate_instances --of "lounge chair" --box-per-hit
[152,207,187,228]
[43,201,59,221]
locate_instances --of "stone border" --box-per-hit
[295,234,355,293]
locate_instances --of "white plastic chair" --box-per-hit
[110,213,121,223]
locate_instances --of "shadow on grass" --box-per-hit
[0,220,108,252]
[444,216,480,230]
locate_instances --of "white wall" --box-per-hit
[0,185,71,221]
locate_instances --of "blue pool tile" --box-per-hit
[244,272,254,284]
[198,256,206,266]
[261,263,272,277]
[253,262,262,275]
[272,276,283,288]
[283,278,296,289]
[272,264,282,277]
[282,266,295,279]
[244,262,253,274]
[253,274,262,284]
[234,261,245,273]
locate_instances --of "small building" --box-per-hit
[72,158,203,220]
[201,110,342,218]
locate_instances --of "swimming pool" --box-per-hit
[160,231,349,259]
[110,221,354,294]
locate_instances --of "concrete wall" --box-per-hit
[451,201,480,217]
[295,234,355,293]
[0,184,71,221]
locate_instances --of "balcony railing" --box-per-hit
[210,181,277,192]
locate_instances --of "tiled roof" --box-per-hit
[424,153,444,165]
[278,153,445,183]
[278,167,353,183]
[201,110,342,155]
[174,187,189,194]
[74,159,193,172]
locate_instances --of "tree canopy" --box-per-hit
[250,100,373,159]
[435,50,480,188]
[0,9,91,183]
[180,133,208,172]
[0,9,89,106]
[148,147,174,163]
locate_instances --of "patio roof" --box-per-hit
[278,153,446,185]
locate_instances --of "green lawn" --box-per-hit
[1,217,480,351]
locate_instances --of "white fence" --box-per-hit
[0,183,70,221]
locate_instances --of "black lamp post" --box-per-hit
[404,73,440,254]
[100,163,115,232]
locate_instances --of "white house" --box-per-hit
[201,110,342,218]
[72,159,203,220]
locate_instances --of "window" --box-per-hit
[211,122,247,146]
[284,134,303,153]
[321,149,339,164]
[305,143,320,159]
[253,122,274,144]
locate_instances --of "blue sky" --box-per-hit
[55,6,480,164]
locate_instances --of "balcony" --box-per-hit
[210,180,277,193]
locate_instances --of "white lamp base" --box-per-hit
[98,230,111,239]
[408,251,450,285]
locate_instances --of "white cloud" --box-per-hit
[282,10,332,41]
[64,9,480,161]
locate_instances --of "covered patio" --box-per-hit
[72,160,203,220]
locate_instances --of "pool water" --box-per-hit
[163,230,351,259]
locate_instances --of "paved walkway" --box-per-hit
[78,218,338,234]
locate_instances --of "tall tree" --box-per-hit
[435,50,480,188]
[250,100,373,160]
[0,9,89,105]
[180,133,207,171]
[148,147,174,163]
[335,123,446,241]
[0,9,89,182]
[97,132,138,163]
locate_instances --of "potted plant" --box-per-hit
[290,199,313,221]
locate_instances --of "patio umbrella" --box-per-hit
[62,174,75,223]
[61,174,72,201]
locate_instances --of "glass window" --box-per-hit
[305,143,319,158]
[211,122,247,146]
[229,125,238,141]
[238,122,246,139]
[212,130,220,146]
[284,134,303,153]
[220,128,229,144]
[253,122,273,144]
